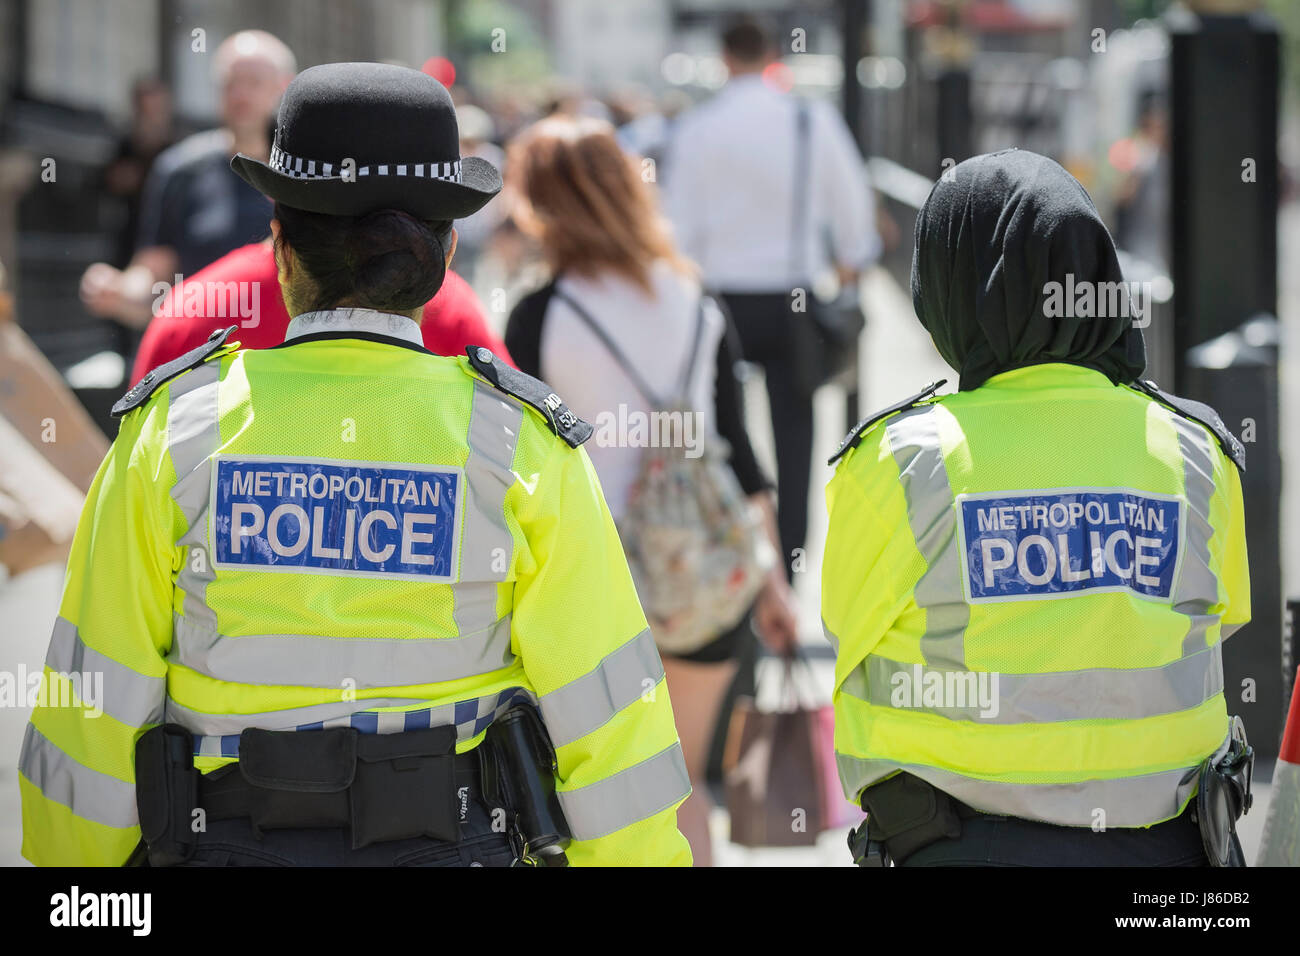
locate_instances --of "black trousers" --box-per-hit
[899,805,1211,867]
[719,291,816,578]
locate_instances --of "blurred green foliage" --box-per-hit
[445,0,551,92]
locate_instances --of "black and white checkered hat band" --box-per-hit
[269,144,462,183]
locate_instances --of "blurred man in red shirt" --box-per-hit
[131,240,511,383]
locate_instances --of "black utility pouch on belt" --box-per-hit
[351,726,459,848]
[236,726,357,833]
[236,725,459,848]
[134,724,199,866]
[850,773,962,866]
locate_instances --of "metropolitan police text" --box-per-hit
[974,498,1168,588]
[222,464,453,571]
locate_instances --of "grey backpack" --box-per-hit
[554,289,773,654]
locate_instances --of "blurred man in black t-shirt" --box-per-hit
[80,30,295,329]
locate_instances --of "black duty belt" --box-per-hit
[206,725,467,848]
[135,723,466,862]
[850,754,1253,868]
[197,740,484,841]
[133,705,573,867]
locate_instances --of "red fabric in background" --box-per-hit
[131,241,513,384]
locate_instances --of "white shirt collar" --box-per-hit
[722,73,774,96]
[284,308,424,348]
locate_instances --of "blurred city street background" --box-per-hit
[1,0,1298,866]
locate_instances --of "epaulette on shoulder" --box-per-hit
[111,325,238,419]
[828,379,948,466]
[465,345,592,448]
[1130,378,1246,473]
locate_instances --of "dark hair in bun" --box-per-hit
[273,201,452,314]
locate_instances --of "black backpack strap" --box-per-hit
[552,287,668,408]
[112,325,237,418]
[670,295,710,405]
[828,379,948,465]
[465,345,592,448]
[1130,378,1246,473]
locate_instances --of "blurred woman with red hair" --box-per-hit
[505,115,799,865]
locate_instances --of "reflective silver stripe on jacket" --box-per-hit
[835,752,1207,828]
[885,406,969,669]
[44,617,165,727]
[454,381,524,649]
[171,612,514,687]
[822,618,840,655]
[558,742,691,841]
[1168,412,1224,656]
[538,628,662,748]
[839,642,1224,724]
[18,724,138,829]
[168,361,223,634]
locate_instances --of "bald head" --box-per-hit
[214,30,296,139]
[214,30,296,79]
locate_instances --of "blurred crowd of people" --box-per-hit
[23,11,1192,868]
[51,16,882,866]
[4,5,1274,869]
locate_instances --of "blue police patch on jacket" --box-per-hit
[211,456,461,580]
[956,488,1182,603]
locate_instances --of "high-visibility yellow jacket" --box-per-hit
[822,363,1250,828]
[20,310,691,866]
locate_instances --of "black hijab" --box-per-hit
[911,148,1146,391]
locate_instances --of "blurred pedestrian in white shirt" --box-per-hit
[505,115,800,865]
[662,15,880,577]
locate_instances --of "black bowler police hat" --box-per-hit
[231,61,501,220]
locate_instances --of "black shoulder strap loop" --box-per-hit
[552,287,666,408]
[465,345,592,448]
[1131,378,1246,473]
[671,296,709,406]
[111,325,236,418]
[556,284,710,411]
[828,380,947,465]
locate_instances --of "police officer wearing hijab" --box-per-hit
[823,149,1253,866]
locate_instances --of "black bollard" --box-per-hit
[1168,5,1279,388]
[1182,317,1284,760]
